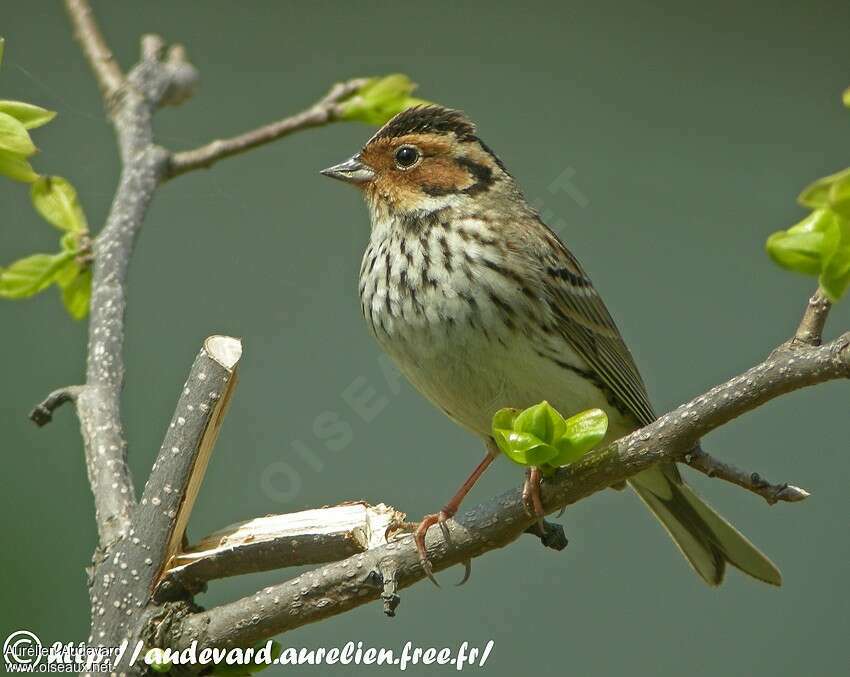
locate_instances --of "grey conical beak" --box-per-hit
[320,155,375,184]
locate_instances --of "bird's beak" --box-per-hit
[320,155,375,184]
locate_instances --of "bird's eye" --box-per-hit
[394,145,420,169]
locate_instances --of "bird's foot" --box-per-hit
[522,467,546,530]
[414,509,454,586]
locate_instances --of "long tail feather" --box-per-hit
[630,464,781,586]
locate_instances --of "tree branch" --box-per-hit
[166,79,366,178]
[684,446,811,505]
[159,502,405,597]
[29,385,84,426]
[64,0,124,99]
[137,336,242,595]
[56,1,202,547]
[170,333,850,651]
[85,336,239,666]
[794,288,832,346]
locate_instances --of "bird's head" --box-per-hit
[321,105,516,218]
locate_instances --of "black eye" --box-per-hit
[394,145,420,168]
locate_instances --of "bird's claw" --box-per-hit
[414,512,444,587]
[413,510,459,587]
[456,559,472,586]
[419,556,441,587]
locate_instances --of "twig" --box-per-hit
[64,0,123,98]
[378,559,401,617]
[158,502,404,597]
[684,446,810,505]
[29,385,84,426]
[794,289,832,346]
[166,79,366,178]
[169,333,850,652]
[525,518,568,551]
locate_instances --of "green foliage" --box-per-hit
[0,252,74,298]
[491,401,608,473]
[338,74,430,125]
[144,649,172,673]
[0,39,90,319]
[0,100,56,129]
[766,90,850,302]
[0,111,36,156]
[31,176,88,232]
[0,149,37,182]
[767,176,850,301]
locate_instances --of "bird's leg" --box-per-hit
[414,450,496,584]
[522,466,546,530]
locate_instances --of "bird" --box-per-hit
[321,104,781,587]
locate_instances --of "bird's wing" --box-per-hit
[530,221,656,427]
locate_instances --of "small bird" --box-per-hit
[322,105,781,586]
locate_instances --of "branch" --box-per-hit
[29,385,84,426]
[170,333,850,651]
[136,336,242,594]
[794,289,832,346]
[166,79,366,178]
[64,0,124,98]
[158,502,405,597]
[684,446,811,505]
[58,1,200,546]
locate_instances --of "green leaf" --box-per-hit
[493,430,559,467]
[818,215,850,301]
[828,172,850,219]
[31,176,88,232]
[0,38,4,69]
[144,649,172,673]
[765,209,835,276]
[0,111,36,156]
[0,100,56,129]
[338,74,431,125]
[491,407,518,433]
[512,400,565,444]
[550,408,609,467]
[60,231,80,253]
[54,257,80,288]
[0,149,39,182]
[60,266,91,319]
[798,168,850,209]
[0,251,75,298]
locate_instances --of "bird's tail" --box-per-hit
[629,464,781,586]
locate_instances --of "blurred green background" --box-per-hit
[2,1,848,675]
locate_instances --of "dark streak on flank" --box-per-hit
[489,290,515,318]
[439,234,453,273]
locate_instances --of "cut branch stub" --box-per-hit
[159,502,405,597]
[135,335,242,594]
